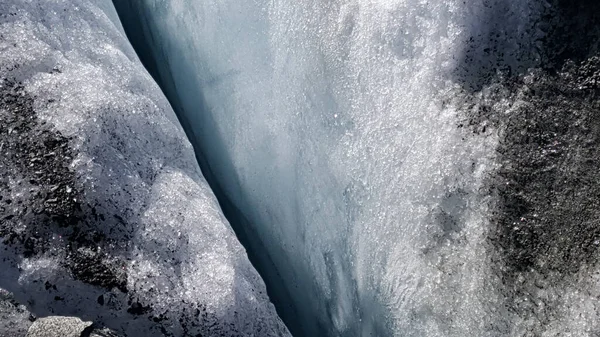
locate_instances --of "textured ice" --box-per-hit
[115,0,600,336]
[0,1,289,336]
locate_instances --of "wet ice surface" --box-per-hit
[114,0,600,336]
[0,1,289,336]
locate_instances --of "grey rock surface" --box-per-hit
[26,316,92,337]
[24,315,123,337]
[89,327,122,337]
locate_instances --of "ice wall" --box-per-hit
[115,0,600,336]
[0,1,290,336]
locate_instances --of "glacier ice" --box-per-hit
[115,0,600,336]
[0,1,290,336]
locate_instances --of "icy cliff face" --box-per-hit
[0,1,289,336]
[115,0,600,336]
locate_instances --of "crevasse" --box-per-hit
[114,1,600,336]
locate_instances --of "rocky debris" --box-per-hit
[450,0,600,333]
[25,316,122,337]
[490,55,600,284]
[457,47,600,337]
[0,78,128,291]
[0,289,122,337]
[0,289,32,337]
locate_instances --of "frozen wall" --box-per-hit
[0,1,290,336]
[114,0,600,336]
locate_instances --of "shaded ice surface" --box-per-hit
[115,0,600,336]
[0,1,290,336]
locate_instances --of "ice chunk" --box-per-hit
[0,1,289,336]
